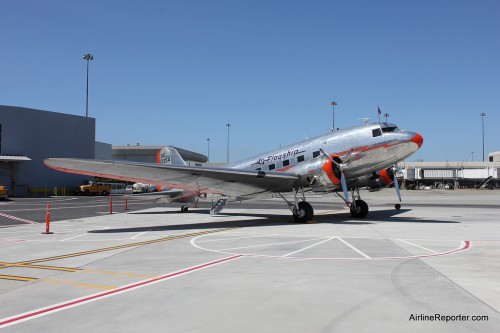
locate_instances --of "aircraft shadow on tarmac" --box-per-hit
[88,209,458,234]
[366,209,460,223]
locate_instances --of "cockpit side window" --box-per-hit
[372,128,382,137]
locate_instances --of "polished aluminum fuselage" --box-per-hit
[229,123,422,190]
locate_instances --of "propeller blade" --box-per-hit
[319,148,350,205]
[319,148,340,167]
[341,171,350,204]
[393,173,401,202]
[195,192,200,208]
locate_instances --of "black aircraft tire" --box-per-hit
[293,201,314,222]
[350,200,369,218]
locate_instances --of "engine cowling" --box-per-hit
[320,155,343,186]
[378,168,395,186]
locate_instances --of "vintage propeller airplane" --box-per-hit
[45,121,423,222]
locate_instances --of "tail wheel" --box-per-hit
[293,201,314,222]
[350,199,369,218]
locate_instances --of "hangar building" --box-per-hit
[0,105,207,196]
[1,105,95,196]
[112,145,207,165]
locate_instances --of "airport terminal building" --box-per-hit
[0,105,207,196]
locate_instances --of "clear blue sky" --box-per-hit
[2,0,499,162]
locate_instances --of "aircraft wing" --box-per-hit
[45,158,300,201]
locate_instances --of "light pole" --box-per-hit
[480,113,486,162]
[206,138,210,163]
[471,152,474,162]
[83,53,94,118]
[226,123,230,163]
[384,113,390,123]
[330,101,337,130]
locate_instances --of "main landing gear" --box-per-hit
[277,188,314,223]
[336,187,370,218]
[279,186,399,221]
[350,199,369,218]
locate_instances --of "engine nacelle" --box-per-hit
[365,168,395,189]
[292,155,343,191]
[321,155,342,185]
[378,168,395,186]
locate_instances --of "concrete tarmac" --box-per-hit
[0,189,499,332]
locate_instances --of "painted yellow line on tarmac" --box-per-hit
[81,269,157,279]
[0,262,80,272]
[0,275,37,282]
[42,278,117,291]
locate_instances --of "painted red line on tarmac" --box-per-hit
[0,254,243,328]
[0,213,38,224]
[0,239,26,245]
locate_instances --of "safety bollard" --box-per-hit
[109,194,113,214]
[125,195,128,211]
[42,203,53,234]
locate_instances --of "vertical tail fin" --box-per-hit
[156,146,188,166]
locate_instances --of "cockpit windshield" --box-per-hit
[381,123,401,133]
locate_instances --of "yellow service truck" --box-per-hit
[74,180,111,195]
[0,186,8,200]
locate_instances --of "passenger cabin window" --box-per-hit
[312,151,320,158]
[372,128,382,137]
[269,164,276,170]
[297,155,305,163]
[256,167,261,171]
[283,159,290,167]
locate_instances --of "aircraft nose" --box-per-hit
[410,133,423,149]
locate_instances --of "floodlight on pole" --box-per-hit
[83,53,94,118]
[330,101,337,130]
[226,123,231,163]
[480,112,486,162]
[206,138,210,163]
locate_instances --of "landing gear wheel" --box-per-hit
[350,199,369,218]
[180,205,189,213]
[395,204,401,210]
[293,201,314,222]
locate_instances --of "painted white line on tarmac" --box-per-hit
[396,239,437,253]
[282,237,335,257]
[130,231,150,239]
[61,233,88,242]
[217,237,325,252]
[337,237,371,258]
[0,213,38,224]
[196,233,286,243]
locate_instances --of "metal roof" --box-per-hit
[112,146,207,163]
[0,155,31,162]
